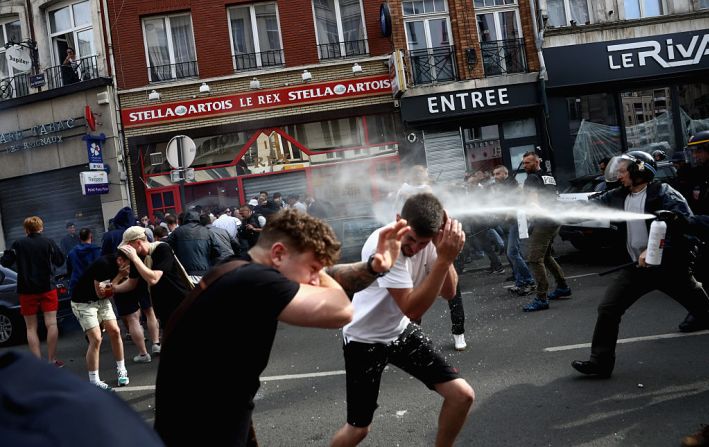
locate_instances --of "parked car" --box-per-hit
[558,161,677,252]
[0,266,73,347]
[326,216,383,263]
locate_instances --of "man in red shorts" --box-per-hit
[1,216,65,366]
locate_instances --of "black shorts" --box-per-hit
[114,291,152,317]
[343,323,460,427]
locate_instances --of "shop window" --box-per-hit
[184,180,239,211]
[365,114,400,145]
[403,2,455,85]
[624,0,663,19]
[286,117,362,151]
[621,88,674,155]
[463,124,502,173]
[0,18,28,99]
[313,0,368,60]
[678,82,709,144]
[476,6,526,76]
[567,94,620,177]
[150,190,177,218]
[546,0,591,27]
[228,3,284,71]
[700,0,709,9]
[143,14,197,82]
[503,118,536,139]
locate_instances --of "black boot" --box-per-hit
[571,360,613,378]
[678,313,709,333]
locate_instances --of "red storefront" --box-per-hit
[120,74,403,219]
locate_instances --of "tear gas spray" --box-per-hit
[645,220,667,265]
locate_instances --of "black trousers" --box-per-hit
[590,265,709,365]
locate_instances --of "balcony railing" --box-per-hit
[317,39,368,60]
[148,60,199,82]
[406,45,457,85]
[480,38,527,77]
[0,55,101,102]
[233,49,285,71]
[46,55,99,90]
[0,72,31,100]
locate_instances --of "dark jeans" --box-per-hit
[506,223,534,286]
[590,265,709,366]
[527,224,566,296]
[417,254,465,335]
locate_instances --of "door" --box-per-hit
[148,186,181,219]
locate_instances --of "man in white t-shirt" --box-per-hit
[331,193,474,447]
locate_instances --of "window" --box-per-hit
[477,5,525,76]
[143,14,197,82]
[474,0,516,6]
[313,0,368,59]
[403,1,455,84]
[546,0,590,27]
[0,19,29,99]
[48,1,94,64]
[624,0,663,19]
[567,94,620,177]
[621,88,674,155]
[700,0,709,9]
[228,3,284,70]
[678,82,709,145]
[463,124,502,173]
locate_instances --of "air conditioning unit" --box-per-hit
[149,152,164,166]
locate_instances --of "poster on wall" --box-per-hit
[83,133,106,170]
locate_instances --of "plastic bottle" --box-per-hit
[517,211,529,239]
[645,220,667,266]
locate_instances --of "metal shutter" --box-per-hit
[0,166,105,248]
[422,130,466,184]
[242,170,307,204]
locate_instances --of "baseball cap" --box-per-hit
[120,226,147,246]
[248,199,258,207]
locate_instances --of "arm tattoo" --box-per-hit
[326,262,377,299]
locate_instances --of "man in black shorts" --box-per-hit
[153,210,409,446]
[331,193,474,447]
[113,277,161,363]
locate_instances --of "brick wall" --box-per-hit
[107,0,394,90]
[386,0,539,81]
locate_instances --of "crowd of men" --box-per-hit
[1,130,708,446]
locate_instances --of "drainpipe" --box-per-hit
[100,0,134,212]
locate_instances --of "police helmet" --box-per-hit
[651,149,667,161]
[624,150,657,182]
[688,130,709,152]
[604,151,657,184]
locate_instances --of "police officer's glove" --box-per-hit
[654,210,688,230]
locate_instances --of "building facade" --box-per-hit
[107,0,408,219]
[538,0,709,184]
[0,0,129,250]
[394,0,544,184]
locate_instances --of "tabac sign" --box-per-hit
[544,30,709,89]
[122,75,392,128]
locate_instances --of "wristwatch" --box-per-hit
[367,254,388,277]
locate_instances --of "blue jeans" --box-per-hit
[507,223,534,287]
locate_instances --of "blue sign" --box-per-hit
[83,133,106,170]
[84,183,109,195]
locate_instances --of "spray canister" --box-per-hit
[645,220,667,266]
[517,211,529,239]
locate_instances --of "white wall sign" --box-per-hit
[6,45,32,72]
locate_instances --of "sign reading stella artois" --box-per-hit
[122,75,392,128]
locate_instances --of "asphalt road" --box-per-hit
[3,240,708,446]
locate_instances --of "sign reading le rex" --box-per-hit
[544,31,709,89]
[122,75,391,128]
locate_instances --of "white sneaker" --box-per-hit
[151,343,161,356]
[133,353,151,363]
[93,380,113,392]
[117,369,130,387]
[453,334,467,351]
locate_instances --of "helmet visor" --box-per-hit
[604,155,632,183]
